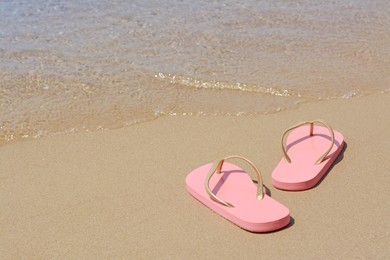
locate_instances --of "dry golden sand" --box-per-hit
[1,93,389,259]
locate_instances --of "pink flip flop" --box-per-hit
[272,120,345,191]
[186,156,290,232]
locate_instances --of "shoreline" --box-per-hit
[1,90,389,148]
[1,92,389,258]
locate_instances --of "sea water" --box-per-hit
[1,0,389,145]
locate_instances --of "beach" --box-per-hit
[1,0,390,258]
[1,92,389,259]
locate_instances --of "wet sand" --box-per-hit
[1,93,389,259]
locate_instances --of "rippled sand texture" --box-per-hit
[1,0,389,143]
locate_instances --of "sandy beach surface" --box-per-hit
[1,93,389,259]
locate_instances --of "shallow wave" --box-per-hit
[155,72,303,97]
[0,69,388,147]
[0,69,307,146]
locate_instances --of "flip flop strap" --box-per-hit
[281,120,335,165]
[204,155,264,208]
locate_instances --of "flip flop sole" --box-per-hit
[186,162,290,232]
[272,125,344,190]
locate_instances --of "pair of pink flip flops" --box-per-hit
[186,120,344,232]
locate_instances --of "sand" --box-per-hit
[1,93,389,259]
